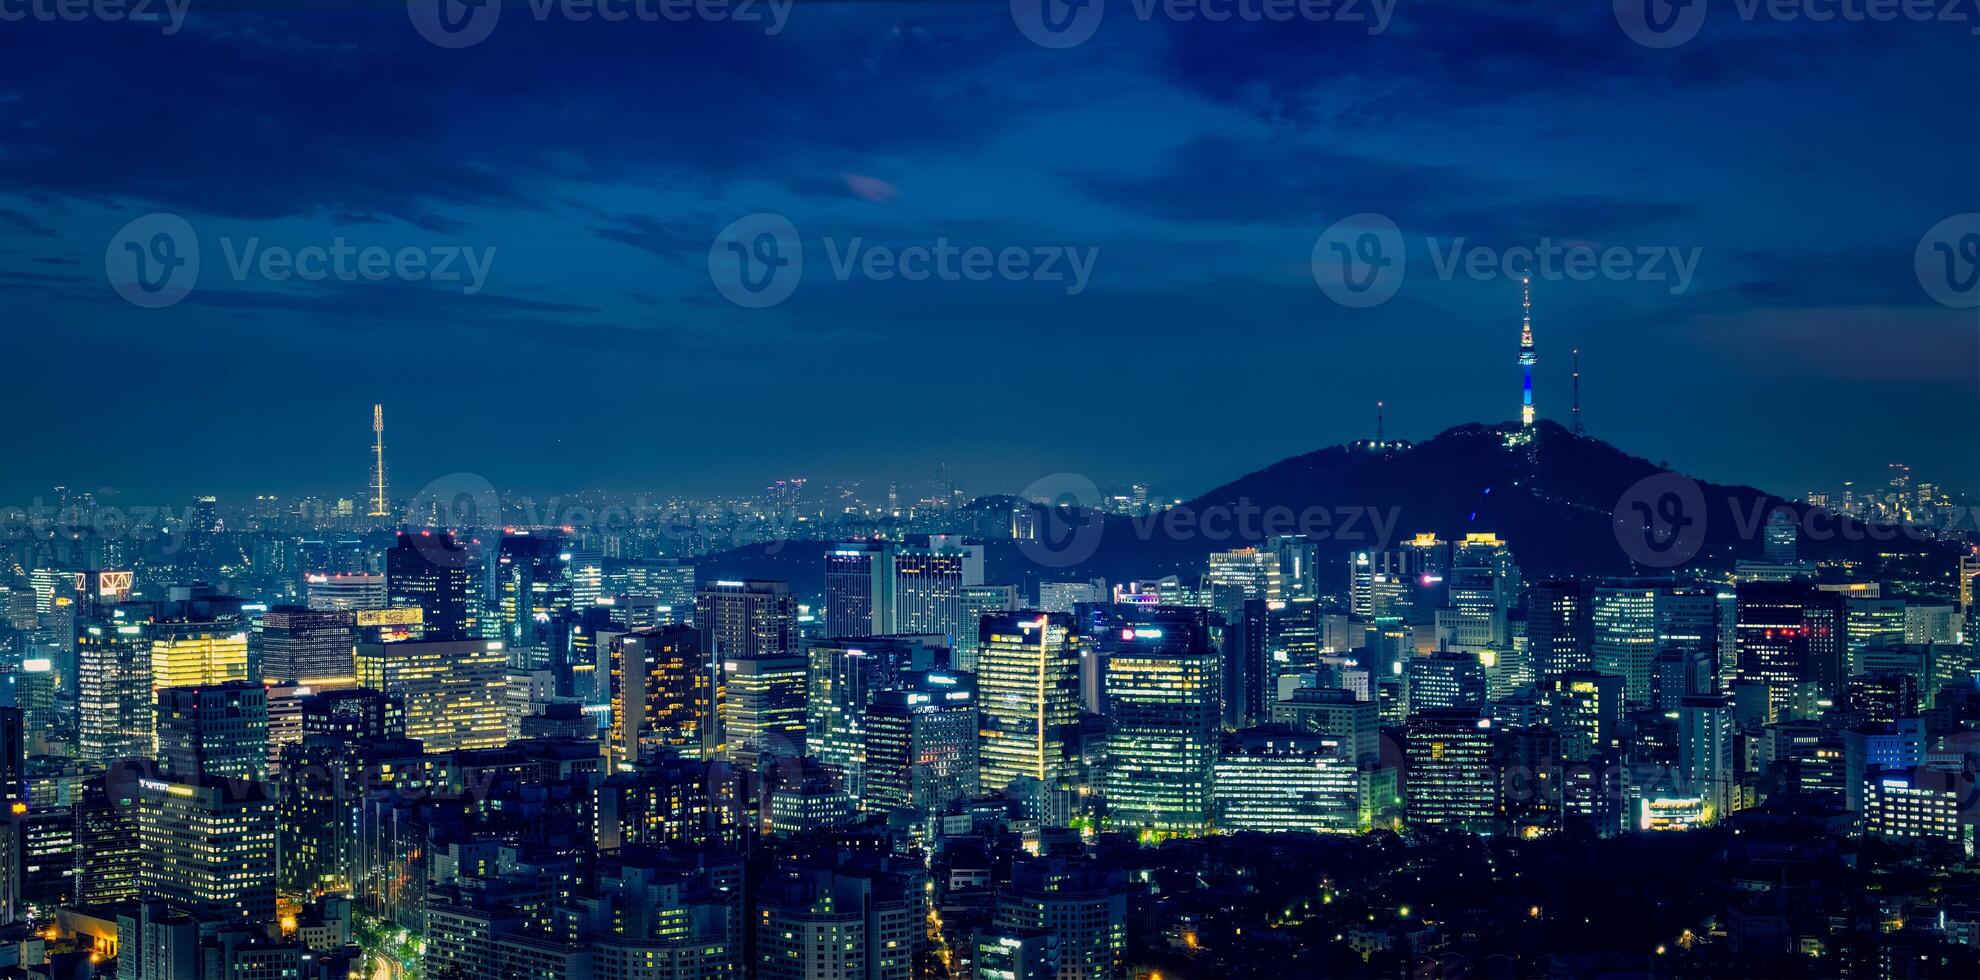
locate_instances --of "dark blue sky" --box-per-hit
[1,1,1975,505]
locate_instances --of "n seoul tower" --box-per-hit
[1518,275,1536,429]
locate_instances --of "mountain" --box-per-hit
[701,420,1966,597]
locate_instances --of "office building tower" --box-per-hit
[1442,534,1520,654]
[1102,606,1219,834]
[1404,651,1488,715]
[74,768,142,906]
[1270,687,1379,766]
[826,542,897,639]
[258,605,355,685]
[973,931,1059,980]
[612,625,714,764]
[1960,548,1980,613]
[148,612,251,695]
[804,635,943,792]
[156,682,270,781]
[0,708,18,806]
[305,572,387,612]
[354,638,507,752]
[895,547,965,643]
[1655,586,1718,673]
[863,671,978,816]
[496,534,570,669]
[1590,582,1660,707]
[1678,694,1733,820]
[77,611,152,766]
[956,584,1018,672]
[1538,671,1624,762]
[1403,707,1497,833]
[1845,594,1908,677]
[1207,547,1283,605]
[615,558,698,622]
[1735,581,1845,721]
[565,548,607,609]
[1214,728,1398,834]
[977,612,1082,796]
[1349,548,1419,621]
[1269,534,1320,600]
[1843,719,1926,816]
[1763,508,1798,563]
[139,777,279,927]
[696,580,796,660]
[721,654,807,770]
[386,531,476,640]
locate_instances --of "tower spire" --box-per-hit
[369,404,389,518]
[1518,275,1536,429]
[1571,347,1585,435]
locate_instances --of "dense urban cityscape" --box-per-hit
[3,2,1978,979]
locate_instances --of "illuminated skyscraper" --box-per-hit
[1206,548,1282,605]
[496,534,570,669]
[305,572,387,612]
[612,625,714,765]
[825,542,896,639]
[147,616,251,694]
[804,635,943,793]
[1527,580,1591,677]
[1102,607,1220,834]
[696,580,796,661]
[1590,582,1660,707]
[976,612,1081,795]
[259,605,355,685]
[893,548,964,643]
[1403,707,1497,833]
[354,638,507,752]
[386,531,476,641]
[955,584,1018,673]
[155,682,270,782]
[139,777,278,927]
[862,671,979,816]
[77,610,152,766]
[719,654,807,770]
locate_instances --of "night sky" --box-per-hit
[1,1,1974,505]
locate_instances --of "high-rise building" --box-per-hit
[612,625,714,765]
[496,534,570,669]
[305,572,387,612]
[1591,582,1660,707]
[1678,694,1733,821]
[148,614,250,694]
[754,865,920,980]
[354,638,507,752]
[894,547,964,644]
[258,605,355,685]
[1102,606,1220,834]
[1403,707,1497,833]
[697,580,796,660]
[386,531,476,641]
[77,609,152,766]
[826,542,896,639]
[862,671,978,816]
[1655,586,1718,675]
[1538,671,1624,762]
[139,777,278,927]
[1735,581,1846,722]
[721,654,807,770]
[994,858,1126,980]
[1268,534,1320,600]
[1763,508,1798,563]
[155,682,269,782]
[1442,534,1520,653]
[956,584,1018,673]
[977,612,1082,796]
[1404,651,1488,716]
[804,635,944,792]
[1270,687,1379,767]
[1527,580,1591,677]
[614,558,697,622]
[1207,548,1282,605]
